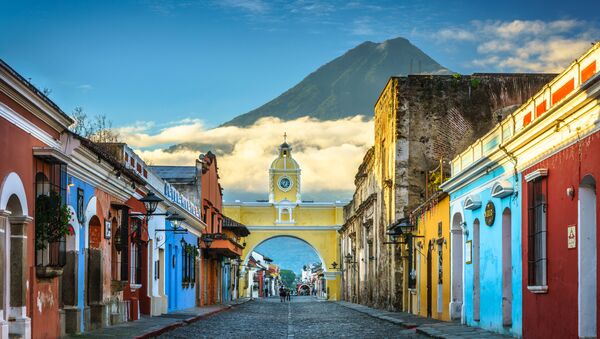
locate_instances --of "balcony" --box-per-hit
[202,233,244,258]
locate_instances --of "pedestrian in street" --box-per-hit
[286,288,291,301]
[279,286,286,302]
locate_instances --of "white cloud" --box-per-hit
[436,28,476,42]
[77,84,93,91]
[350,17,376,36]
[121,116,374,196]
[219,0,269,14]
[431,19,597,72]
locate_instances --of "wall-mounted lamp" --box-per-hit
[567,186,575,200]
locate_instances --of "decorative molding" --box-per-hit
[524,169,548,182]
[527,285,548,294]
[491,180,514,198]
[463,195,482,210]
[0,102,60,149]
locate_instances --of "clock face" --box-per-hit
[278,177,292,191]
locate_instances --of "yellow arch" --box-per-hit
[240,228,341,300]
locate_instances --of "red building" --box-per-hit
[0,59,73,338]
[199,152,225,305]
[520,43,600,338]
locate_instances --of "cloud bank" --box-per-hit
[430,19,598,73]
[119,116,374,199]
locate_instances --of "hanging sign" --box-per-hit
[567,225,576,249]
[484,201,495,226]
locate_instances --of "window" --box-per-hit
[130,242,142,285]
[34,159,67,268]
[527,176,547,287]
[181,242,196,285]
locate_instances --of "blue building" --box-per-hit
[441,127,523,337]
[165,225,199,311]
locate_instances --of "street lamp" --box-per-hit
[139,191,162,215]
[166,212,185,228]
[202,235,213,248]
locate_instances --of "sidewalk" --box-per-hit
[64,298,251,339]
[337,301,511,339]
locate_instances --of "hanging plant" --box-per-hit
[35,191,71,250]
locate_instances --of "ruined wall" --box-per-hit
[344,73,556,313]
[397,73,556,217]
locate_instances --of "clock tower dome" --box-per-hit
[269,133,301,203]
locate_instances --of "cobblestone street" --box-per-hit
[158,297,426,338]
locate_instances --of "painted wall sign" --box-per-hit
[104,220,112,239]
[465,240,472,264]
[484,201,496,226]
[164,182,201,219]
[567,225,576,249]
[77,188,84,223]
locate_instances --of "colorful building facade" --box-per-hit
[224,139,344,301]
[409,193,451,321]
[442,41,600,338]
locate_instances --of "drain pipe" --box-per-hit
[499,144,519,197]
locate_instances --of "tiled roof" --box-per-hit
[223,215,250,237]
[150,166,196,181]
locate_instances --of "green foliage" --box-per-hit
[280,269,296,288]
[452,73,462,80]
[470,78,481,89]
[35,191,71,250]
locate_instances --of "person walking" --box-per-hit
[279,286,286,302]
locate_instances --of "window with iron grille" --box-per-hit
[130,242,142,285]
[527,177,547,287]
[34,159,67,268]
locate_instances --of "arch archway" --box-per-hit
[238,229,340,300]
[0,172,28,216]
[450,212,464,321]
[578,175,597,338]
[242,235,326,269]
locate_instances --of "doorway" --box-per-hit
[450,213,464,320]
[502,208,512,327]
[427,241,432,317]
[473,218,480,322]
[578,175,596,338]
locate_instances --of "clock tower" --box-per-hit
[268,133,301,204]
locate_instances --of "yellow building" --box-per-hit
[224,137,344,300]
[408,193,451,321]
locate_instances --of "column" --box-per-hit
[0,211,10,339]
[9,215,32,339]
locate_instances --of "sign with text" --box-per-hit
[567,225,576,249]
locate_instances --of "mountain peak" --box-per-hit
[222,37,450,127]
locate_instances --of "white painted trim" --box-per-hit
[0,102,60,149]
[527,285,548,294]
[0,172,28,215]
[0,65,72,129]
[65,205,79,252]
[524,169,548,182]
[463,195,482,210]
[491,180,514,198]
[84,196,97,249]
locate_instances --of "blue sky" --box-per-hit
[2,1,598,200]
[254,236,321,274]
[1,0,597,129]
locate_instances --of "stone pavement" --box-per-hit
[63,298,251,339]
[337,301,511,339]
[158,296,426,338]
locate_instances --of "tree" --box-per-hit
[280,269,296,288]
[70,106,120,142]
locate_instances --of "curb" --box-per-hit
[134,299,252,339]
